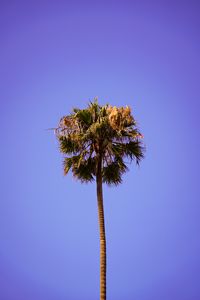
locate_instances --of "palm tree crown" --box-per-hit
[55,98,144,184]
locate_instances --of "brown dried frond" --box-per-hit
[106,105,134,130]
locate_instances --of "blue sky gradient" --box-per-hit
[0,1,200,299]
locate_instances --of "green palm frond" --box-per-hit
[103,157,128,186]
[124,140,144,164]
[63,155,80,175]
[63,155,96,181]
[112,140,144,164]
[59,136,81,154]
[72,157,96,182]
[75,109,92,127]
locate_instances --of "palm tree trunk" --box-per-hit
[96,158,106,300]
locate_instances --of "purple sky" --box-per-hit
[1,1,200,299]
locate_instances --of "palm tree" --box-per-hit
[55,98,144,300]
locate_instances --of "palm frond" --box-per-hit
[75,109,92,127]
[124,141,145,164]
[59,136,81,154]
[112,140,145,164]
[103,157,128,186]
[63,156,80,175]
[72,157,96,182]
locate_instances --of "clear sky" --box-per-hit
[0,0,200,299]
